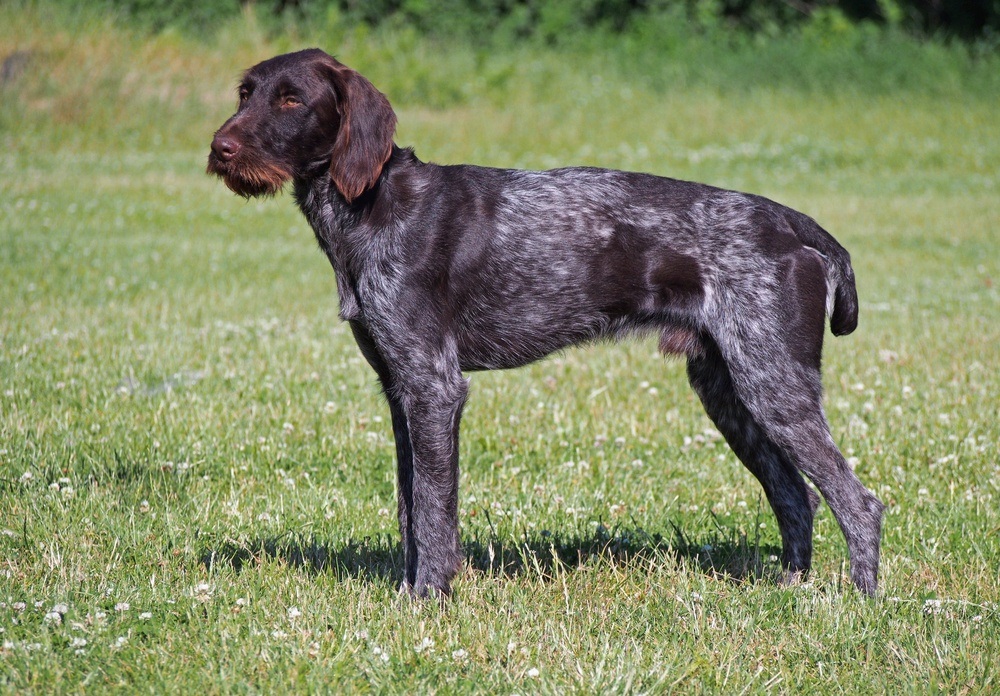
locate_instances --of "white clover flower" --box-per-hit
[527,667,540,678]
[43,611,62,624]
[115,602,130,612]
[414,637,434,653]
[452,648,468,661]
[71,637,87,648]
[139,612,152,620]
[20,471,33,482]
[53,604,69,615]
[287,607,301,619]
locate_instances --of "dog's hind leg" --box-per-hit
[710,248,884,595]
[731,368,884,595]
[686,336,820,584]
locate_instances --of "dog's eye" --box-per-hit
[281,95,302,108]
[238,88,250,104]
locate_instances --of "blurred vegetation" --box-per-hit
[2,0,998,161]
[71,0,1000,42]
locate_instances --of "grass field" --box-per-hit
[2,4,999,693]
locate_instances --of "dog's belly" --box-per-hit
[448,234,705,371]
[455,307,606,371]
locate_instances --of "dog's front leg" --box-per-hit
[349,322,419,591]
[398,366,468,598]
[386,395,418,591]
[351,323,467,596]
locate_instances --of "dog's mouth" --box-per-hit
[206,153,290,199]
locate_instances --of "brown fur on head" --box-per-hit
[207,48,397,203]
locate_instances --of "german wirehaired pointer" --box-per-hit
[208,49,884,598]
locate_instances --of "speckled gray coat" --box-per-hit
[208,48,884,598]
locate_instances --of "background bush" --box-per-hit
[89,0,1000,41]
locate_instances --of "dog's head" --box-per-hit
[207,48,397,202]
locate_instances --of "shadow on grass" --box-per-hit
[199,513,783,588]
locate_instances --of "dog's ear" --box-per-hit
[321,60,397,203]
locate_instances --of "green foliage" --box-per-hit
[31,0,1000,40]
[66,0,245,33]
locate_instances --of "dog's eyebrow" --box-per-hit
[274,79,300,97]
[238,71,258,90]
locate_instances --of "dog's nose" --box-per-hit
[211,134,241,161]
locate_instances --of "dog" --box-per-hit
[207,48,884,598]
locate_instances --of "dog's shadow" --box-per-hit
[199,515,783,588]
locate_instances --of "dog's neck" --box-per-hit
[293,145,419,237]
[293,145,422,321]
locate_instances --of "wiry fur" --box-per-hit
[208,48,883,598]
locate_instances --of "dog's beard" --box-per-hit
[206,156,290,198]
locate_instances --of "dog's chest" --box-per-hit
[295,181,364,321]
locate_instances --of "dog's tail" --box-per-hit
[786,210,859,336]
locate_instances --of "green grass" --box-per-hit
[2,3,999,693]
